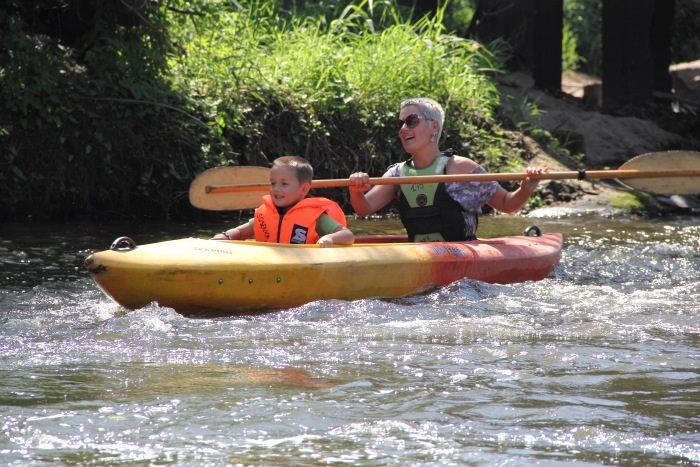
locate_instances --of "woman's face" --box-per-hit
[269,166,310,208]
[397,105,435,153]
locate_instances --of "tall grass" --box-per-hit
[166,0,509,188]
[0,0,519,221]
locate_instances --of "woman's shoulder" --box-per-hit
[447,154,480,174]
[386,162,403,177]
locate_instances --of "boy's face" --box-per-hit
[269,166,310,208]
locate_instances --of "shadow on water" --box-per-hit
[0,363,339,408]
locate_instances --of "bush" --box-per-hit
[0,1,224,221]
[167,0,510,209]
[0,0,530,221]
[563,0,602,75]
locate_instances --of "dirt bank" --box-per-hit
[496,70,700,216]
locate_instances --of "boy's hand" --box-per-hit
[317,235,334,248]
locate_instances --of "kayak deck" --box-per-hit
[85,231,563,316]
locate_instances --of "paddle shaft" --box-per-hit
[205,168,700,194]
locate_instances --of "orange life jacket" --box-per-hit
[253,195,347,244]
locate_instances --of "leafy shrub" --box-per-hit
[167,0,509,210]
[562,0,602,75]
[0,1,223,220]
[0,0,529,220]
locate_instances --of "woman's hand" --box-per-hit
[349,172,372,193]
[521,166,549,192]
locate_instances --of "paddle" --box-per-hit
[189,150,700,210]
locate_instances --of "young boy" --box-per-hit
[211,156,354,248]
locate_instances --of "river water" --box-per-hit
[1,213,699,465]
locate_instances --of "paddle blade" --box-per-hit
[189,166,270,210]
[617,150,700,195]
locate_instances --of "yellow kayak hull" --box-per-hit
[85,233,563,316]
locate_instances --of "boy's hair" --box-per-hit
[272,156,313,184]
[400,97,445,142]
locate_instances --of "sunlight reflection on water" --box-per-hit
[1,215,699,464]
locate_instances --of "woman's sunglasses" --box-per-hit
[395,114,428,131]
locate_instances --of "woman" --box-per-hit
[348,97,548,241]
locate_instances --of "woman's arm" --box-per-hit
[348,171,397,217]
[487,167,548,214]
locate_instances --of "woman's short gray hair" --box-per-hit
[400,97,445,142]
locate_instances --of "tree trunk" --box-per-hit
[602,0,656,108]
[468,0,562,92]
[533,0,563,93]
[650,0,675,93]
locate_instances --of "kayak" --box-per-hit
[84,228,563,316]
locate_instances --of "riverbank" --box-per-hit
[497,70,700,217]
[526,147,700,218]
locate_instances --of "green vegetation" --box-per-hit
[1,0,698,221]
[608,190,665,215]
[562,0,602,74]
[1,0,515,221]
[562,0,700,75]
[0,1,215,220]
